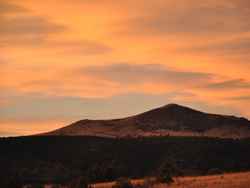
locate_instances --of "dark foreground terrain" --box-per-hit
[1,136,250,186]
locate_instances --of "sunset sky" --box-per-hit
[1,0,250,136]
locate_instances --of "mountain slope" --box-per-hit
[44,104,250,138]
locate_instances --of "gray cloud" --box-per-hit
[0,3,112,54]
[0,16,66,47]
[1,17,65,36]
[205,79,250,90]
[0,1,66,47]
[80,63,212,85]
[179,37,250,55]
[119,1,250,36]
[0,1,27,15]
[227,95,250,101]
[231,0,250,11]
[52,40,113,55]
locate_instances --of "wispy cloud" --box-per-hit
[1,16,66,45]
[227,95,250,101]
[179,36,250,56]
[205,79,250,90]
[0,1,112,54]
[0,1,27,15]
[80,63,212,85]
[117,0,250,37]
[51,40,113,55]
[0,1,66,47]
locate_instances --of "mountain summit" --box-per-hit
[44,104,250,138]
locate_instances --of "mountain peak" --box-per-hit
[161,103,181,108]
[153,103,199,114]
[159,103,189,110]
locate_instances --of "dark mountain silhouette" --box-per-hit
[44,104,250,138]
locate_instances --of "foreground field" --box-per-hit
[92,172,250,188]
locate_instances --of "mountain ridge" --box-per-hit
[43,103,250,138]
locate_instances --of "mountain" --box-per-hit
[44,104,250,138]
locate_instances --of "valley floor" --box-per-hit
[92,172,250,188]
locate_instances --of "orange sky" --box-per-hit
[1,0,250,136]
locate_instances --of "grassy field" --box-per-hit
[92,172,250,188]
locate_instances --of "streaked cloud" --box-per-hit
[0,1,26,14]
[227,95,250,101]
[118,0,250,37]
[179,36,250,56]
[0,1,112,54]
[205,79,250,90]
[51,40,113,55]
[0,5,66,47]
[81,63,212,85]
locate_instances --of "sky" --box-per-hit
[1,0,250,136]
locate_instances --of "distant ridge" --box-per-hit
[43,103,250,139]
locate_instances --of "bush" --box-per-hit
[112,178,133,188]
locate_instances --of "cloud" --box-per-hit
[51,40,112,55]
[227,95,250,101]
[179,36,250,55]
[1,17,65,36]
[205,79,250,90]
[0,16,66,46]
[230,0,250,11]
[118,0,250,37]
[0,1,66,47]
[0,1,27,15]
[80,63,212,85]
[0,1,112,54]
